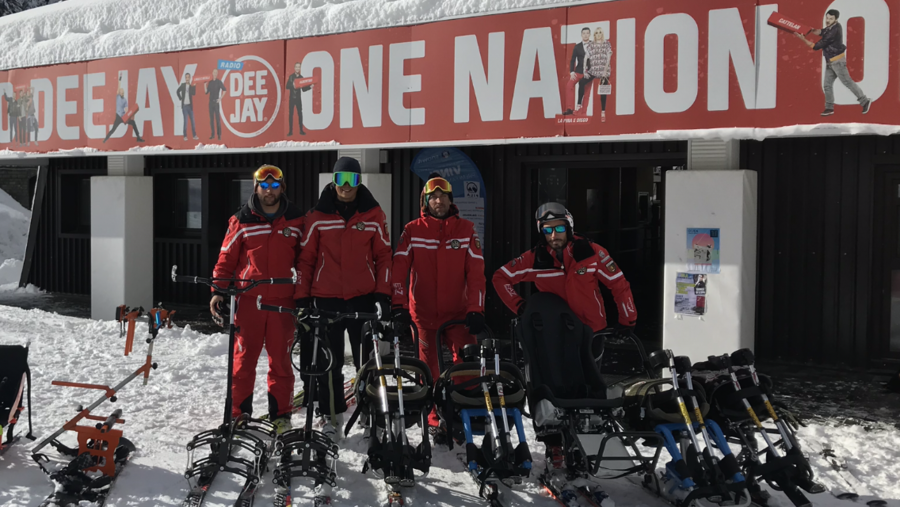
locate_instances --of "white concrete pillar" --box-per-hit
[662,169,757,362]
[91,155,153,320]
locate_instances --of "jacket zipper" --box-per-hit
[240,257,251,281]
[594,289,604,318]
[316,252,326,282]
[365,253,376,282]
[412,272,418,300]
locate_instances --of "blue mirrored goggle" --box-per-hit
[542,225,567,234]
[259,181,281,190]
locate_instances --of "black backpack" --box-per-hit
[0,344,34,445]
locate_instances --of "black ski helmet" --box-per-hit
[534,202,574,233]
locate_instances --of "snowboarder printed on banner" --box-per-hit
[686,228,720,274]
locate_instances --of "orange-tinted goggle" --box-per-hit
[254,165,284,183]
[423,177,452,195]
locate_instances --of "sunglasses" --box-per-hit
[254,165,284,183]
[423,177,452,195]
[333,171,361,187]
[542,225,567,234]
[259,181,281,190]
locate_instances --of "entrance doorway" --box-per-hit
[873,168,900,361]
[532,165,673,347]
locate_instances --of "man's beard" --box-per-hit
[263,195,278,206]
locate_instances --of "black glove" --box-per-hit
[295,297,312,309]
[515,299,526,316]
[374,294,392,319]
[391,306,411,329]
[213,300,230,327]
[465,312,486,335]
[615,323,636,337]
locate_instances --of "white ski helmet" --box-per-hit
[534,202,574,233]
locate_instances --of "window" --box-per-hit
[230,179,255,211]
[59,175,91,235]
[176,178,202,229]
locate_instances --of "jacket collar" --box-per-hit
[247,193,287,222]
[314,183,379,215]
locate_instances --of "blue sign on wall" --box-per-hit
[410,148,486,249]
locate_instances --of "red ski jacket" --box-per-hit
[296,184,392,300]
[391,206,486,329]
[212,195,304,303]
[492,235,636,332]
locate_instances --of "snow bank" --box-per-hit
[0,0,600,71]
[657,122,900,142]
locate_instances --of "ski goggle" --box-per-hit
[542,225,567,235]
[259,181,281,190]
[423,177,452,195]
[254,165,284,183]
[535,202,569,222]
[333,171,361,187]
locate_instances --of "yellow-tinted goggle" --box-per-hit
[254,165,284,183]
[423,177,452,195]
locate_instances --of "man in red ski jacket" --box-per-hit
[210,165,303,433]
[391,174,486,426]
[492,202,636,333]
[296,157,393,428]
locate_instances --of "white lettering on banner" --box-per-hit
[616,18,636,116]
[510,27,561,120]
[83,72,106,139]
[219,55,281,137]
[0,82,10,142]
[707,7,778,111]
[244,72,255,97]
[136,67,164,138]
[754,4,779,109]
[389,41,426,126]
[32,78,53,142]
[255,70,267,96]
[301,51,335,130]
[161,63,198,136]
[822,0,888,105]
[253,97,266,121]
[453,32,505,123]
[236,98,255,122]
[56,75,80,140]
[230,72,243,96]
[340,45,384,129]
[644,13,699,114]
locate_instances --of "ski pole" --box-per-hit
[730,349,793,451]
[711,354,781,458]
[370,306,398,482]
[479,339,503,459]
[673,356,715,455]
[492,339,512,451]
[392,325,414,486]
[664,350,704,454]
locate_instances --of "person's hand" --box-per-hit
[465,312,486,335]
[812,28,821,36]
[374,294,391,319]
[295,297,312,309]
[210,294,225,327]
[794,32,806,40]
[391,306,411,329]
[570,72,577,81]
[515,299,526,316]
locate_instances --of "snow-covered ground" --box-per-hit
[0,188,32,291]
[0,304,898,507]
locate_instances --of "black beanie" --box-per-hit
[333,156,361,173]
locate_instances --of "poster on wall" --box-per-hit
[675,272,708,316]
[410,148,486,246]
[686,228,720,273]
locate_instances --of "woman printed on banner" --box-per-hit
[25,88,37,147]
[576,26,613,123]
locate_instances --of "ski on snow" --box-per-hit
[38,438,136,507]
[799,439,887,507]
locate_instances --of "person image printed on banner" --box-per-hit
[576,27,613,123]
[103,88,144,144]
[204,69,227,141]
[177,73,198,140]
[795,9,871,116]
[285,62,312,136]
[563,27,591,116]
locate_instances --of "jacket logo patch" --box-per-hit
[475,238,481,250]
[606,261,618,273]
[450,240,460,250]
[576,267,586,275]
[356,222,365,231]
[282,228,291,237]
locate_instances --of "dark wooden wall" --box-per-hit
[742,136,887,368]
[147,151,337,305]
[25,157,107,295]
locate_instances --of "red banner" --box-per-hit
[0,0,894,153]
